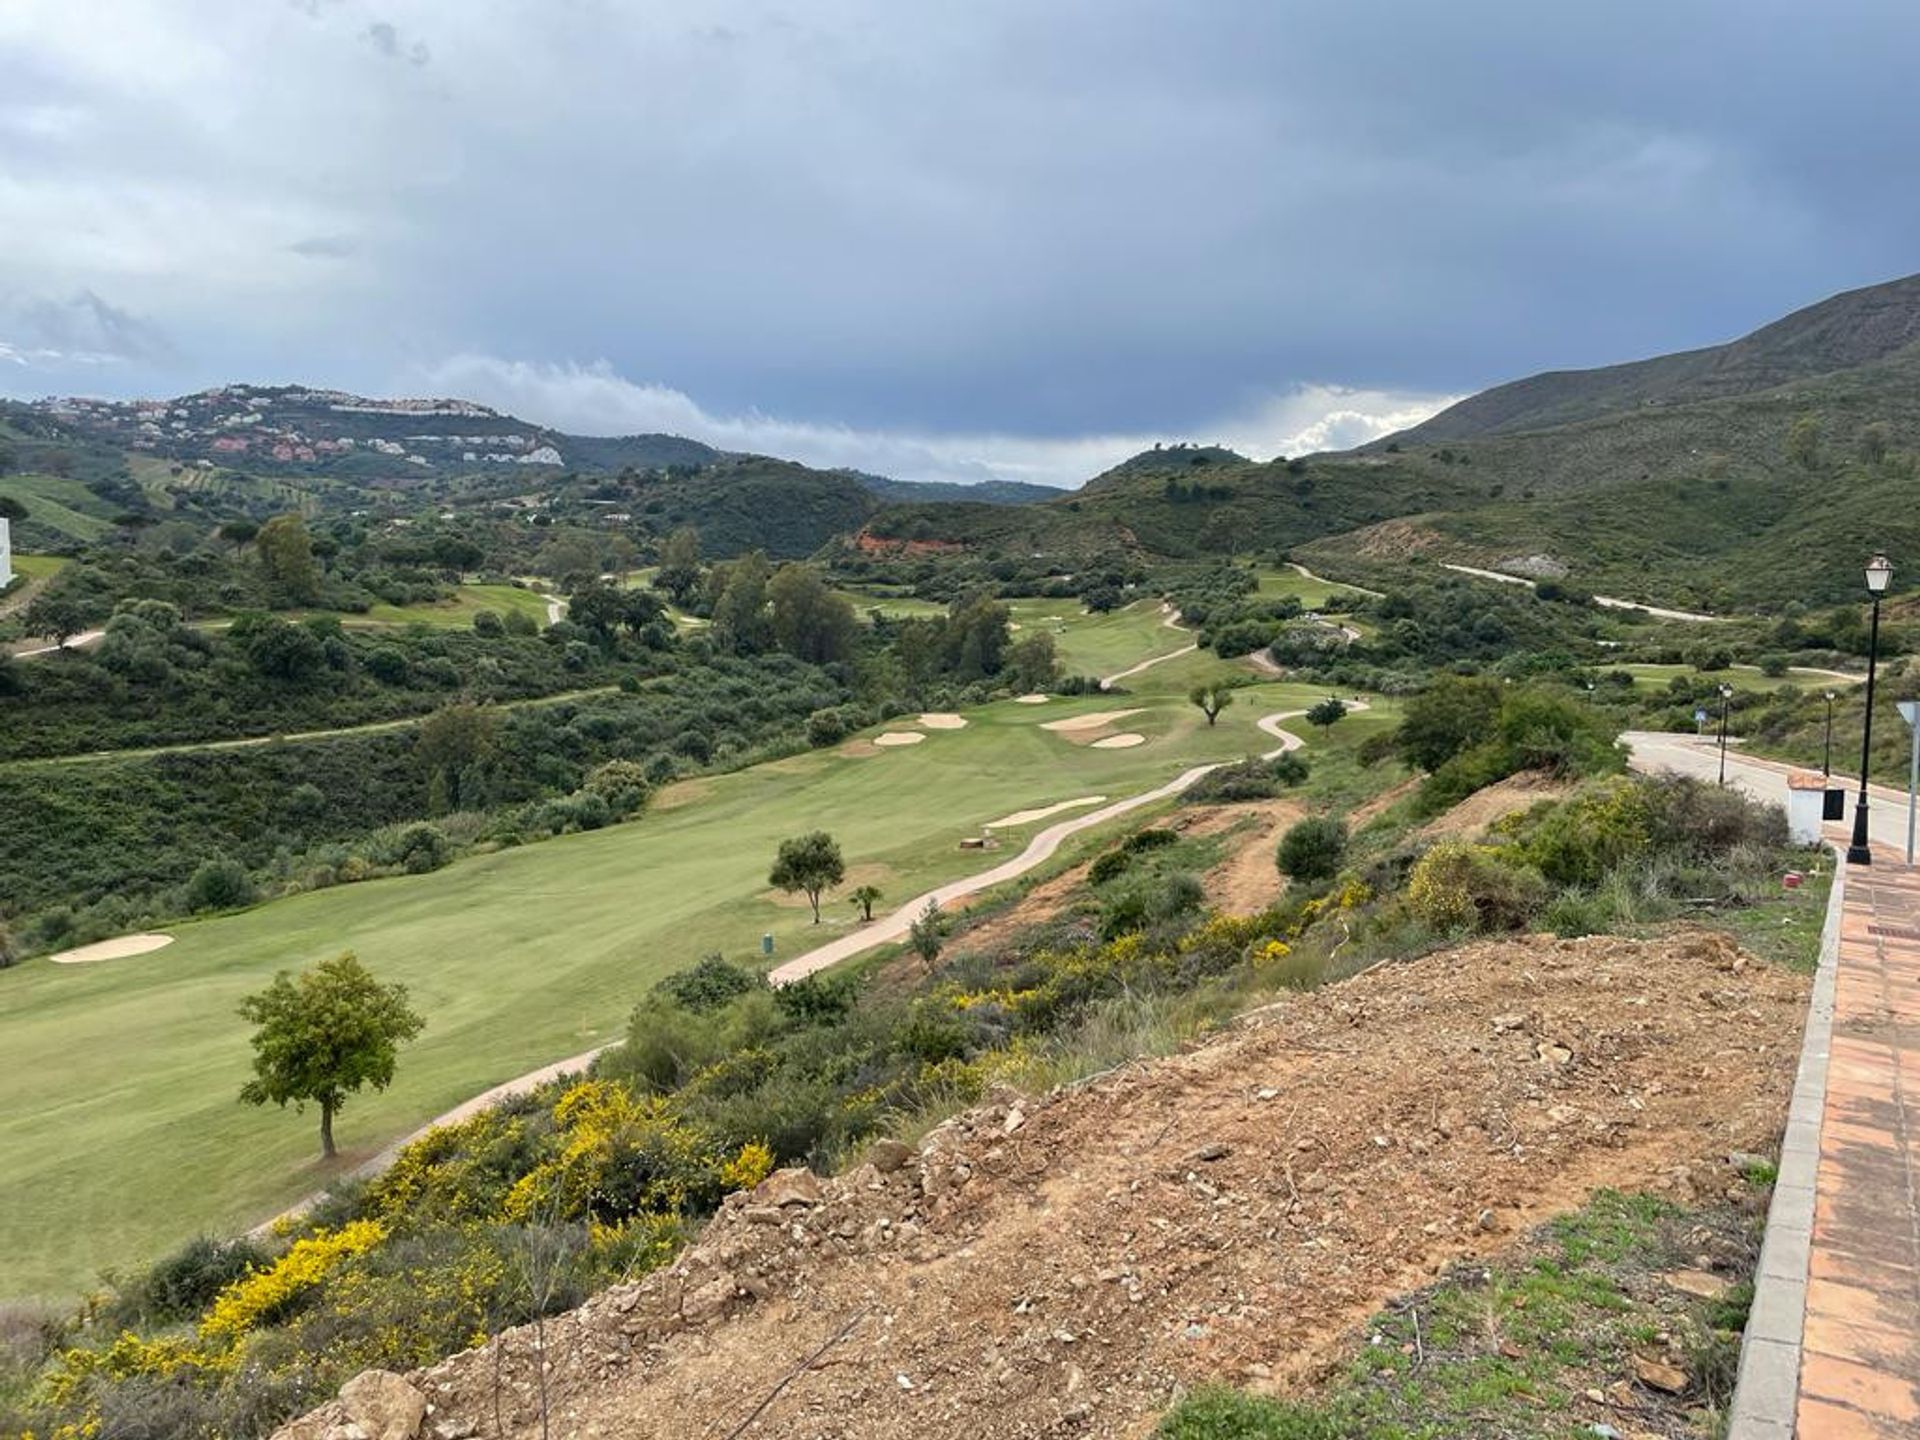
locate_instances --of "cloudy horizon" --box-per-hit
[5,1,1918,486]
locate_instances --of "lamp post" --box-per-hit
[1846,554,1894,866]
[1585,680,1596,706]
[1717,682,1734,786]
[1823,689,1837,779]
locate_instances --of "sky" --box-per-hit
[3,1,1919,488]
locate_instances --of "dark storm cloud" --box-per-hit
[3,1,1918,482]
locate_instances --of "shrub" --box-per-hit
[185,857,257,913]
[582,759,652,817]
[1088,850,1132,886]
[1405,841,1547,934]
[138,1236,268,1324]
[1188,752,1309,802]
[806,708,848,747]
[471,610,505,638]
[1276,816,1346,882]
[655,955,764,1013]
[364,821,452,874]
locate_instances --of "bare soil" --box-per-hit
[1419,772,1574,841]
[294,928,1807,1440]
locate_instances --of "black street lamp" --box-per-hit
[1823,689,1837,779]
[1846,554,1894,865]
[1717,682,1734,786]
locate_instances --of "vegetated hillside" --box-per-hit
[1390,271,1920,443]
[856,473,1060,506]
[849,497,1140,559]
[1298,336,1920,610]
[586,456,881,558]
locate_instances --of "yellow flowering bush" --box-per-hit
[504,1080,709,1222]
[199,1220,387,1341]
[717,1139,775,1193]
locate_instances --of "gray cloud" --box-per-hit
[1,2,1917,484]
[0,290,175,367]
[287,234,358,259]
[362,21,429,66]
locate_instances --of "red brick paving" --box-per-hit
[1800,848,1920,1437]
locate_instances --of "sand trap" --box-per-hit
[918,712,968,730]
[1092,733,1147,749]
[1013,694,1051,705]
[986,796,1108,828]
[50,933,174,965]
[874,731,928,747]
[1041,708,1144,734]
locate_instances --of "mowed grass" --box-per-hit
[13,554,67,583]
[0,474,114,542]
[1618,662,1860,694]
[0,674,1351,1298]
[1251,564,1373,610]
[356,584,553,629]
[1008,597,1184,677]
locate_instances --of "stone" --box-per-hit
[754,1167,825,1208]
[867,1138,915,1173]
[682,1275,737,1326]
[1491,1013,1527,1032]
[1186,1142,1231,1163]
[337,1370,428,1440]
[1659,1268,1729,1301]
[1630,1355,1688,1394]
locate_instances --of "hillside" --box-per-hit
[274,928,1804,1440]
[1387,272,1920,443]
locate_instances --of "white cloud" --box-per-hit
[414,355,1455,488]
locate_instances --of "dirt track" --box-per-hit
[318,926,1808,1440]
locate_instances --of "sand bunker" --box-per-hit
[50,933,174,965]
[874,731,928,747]
[917,713,968,730]
[1041,708,1144,734]
[1013,694,1051,705]
[985,796,1108,828]
[1092,733,1147,749]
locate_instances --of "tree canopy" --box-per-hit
[237,952,426,1159]
[768,830,846,923]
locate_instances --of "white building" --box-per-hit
[0,518,12,589]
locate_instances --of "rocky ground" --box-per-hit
[276,927,1807,1440]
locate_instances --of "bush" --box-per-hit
[471,610,505,638]
[185,856,257,912]
[364,821,452,874]
[138,1235,267,1324]
[582,759,652,818]
[806,708,848,747]
[1405,840,1548,934]
[1276,816,1346,882]
[655,954,765,1013]
[1187,752,1310,802]
[1088,850,1133,885]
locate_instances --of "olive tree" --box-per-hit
[1189,681,1235,726]
[238,952,426,1159]
[769,830,846,924]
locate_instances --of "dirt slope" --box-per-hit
[279,929,1806,1440]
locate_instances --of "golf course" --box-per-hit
[0,598,1385,1298]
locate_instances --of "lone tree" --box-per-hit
[909,900,944,974]
[849,884,884,923]
[769,831,846,924]
[1189,681,1236,726]
[238,952,426,1160]
[1305,697,1348,731]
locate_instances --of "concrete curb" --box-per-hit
[1726,850,1844,1439]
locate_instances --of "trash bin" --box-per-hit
[762,933,775,956]
[1823,787,1846,821]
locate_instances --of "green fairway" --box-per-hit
[1252,564,1372,611]
[0,668,1358,1298]
[1618,662,1861,694]
[0,474,115,542]
[12,554,66,583]
[356,584,554,629]
[1007,597,1184,677]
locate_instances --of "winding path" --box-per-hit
[255,696,1372,1229]
[1441,562,1724,623]
[1100,604,1198,689]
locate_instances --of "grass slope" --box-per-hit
[0,655,1365,1297]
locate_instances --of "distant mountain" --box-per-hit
[1383,273,1920,445]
